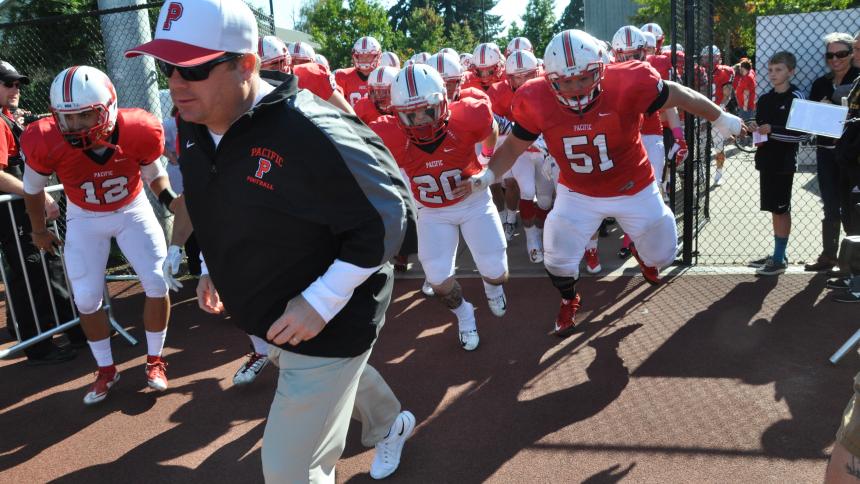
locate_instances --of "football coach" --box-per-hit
[126,0,417,481]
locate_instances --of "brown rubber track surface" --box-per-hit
[0,273,857,483]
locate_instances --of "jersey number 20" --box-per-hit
[563,134,614,174]
[412,169,462,204]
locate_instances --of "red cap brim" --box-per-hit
[125,38,225,67]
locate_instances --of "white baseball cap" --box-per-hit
[125,0,257,66]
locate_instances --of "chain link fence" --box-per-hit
[0,2,274,276]
[668,0,713,264]
[678,5,860,265]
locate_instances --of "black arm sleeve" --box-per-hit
[646,81,671,115]
[512,123,540,141]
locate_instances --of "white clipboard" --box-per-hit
[786,99,849,138]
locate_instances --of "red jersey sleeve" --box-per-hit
[295,63,337,100]
[21,118,57,175]
[449,96,493,145]
[616,61,667,116]
[353,97,382,125]
[487,81,514,120]
[511,78,548,136]
[119,108,165,165]
[368,115,407,163]
[646,54,672,80]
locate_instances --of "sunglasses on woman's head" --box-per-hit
[826,50,852,60]
[158,52,242,81]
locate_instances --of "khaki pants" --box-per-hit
[262,345,400,483]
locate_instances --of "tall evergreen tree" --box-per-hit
[389,0,502,41]
[519,0,557,55]
[554,0,584,32]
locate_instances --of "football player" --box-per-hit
[375,65,507,351]
[458,30,744,337]
[488,49,555,263]
[354,65,398,125]
[505,37,534,57]
[701,45,735,186]
[380,51,401,69]
[464,43,505,91]
[21,66,175,404]
[258,35,353,114]
[336,36,382,107]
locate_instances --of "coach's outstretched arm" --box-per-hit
[662,80,746,137]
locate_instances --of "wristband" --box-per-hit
[671,127,684,141]
[158,187,178,212]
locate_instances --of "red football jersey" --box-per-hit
[734,71,756,110]
[354,97,384,125]
[461,71,492,92]
[334,67,370,107]
[711,64,734,105]
[513,61,666,197]
[458,86,490,103]
[646,54,673,80]
[369,115,408,155]
[385,97,494,208]
[22,108,164,212]
[487,80,514,120]
[294,62,338,100]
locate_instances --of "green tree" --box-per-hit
[554,0,584,32]
[298,0,398,70]
[403,7,447,54]
[633,0,857,61]
[444,21,480,55]
[0,0,101,113]
[519,0,557,55]
[389,0,502,41]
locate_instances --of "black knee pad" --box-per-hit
[546,270,578,300]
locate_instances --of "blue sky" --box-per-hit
[247,0,569,33]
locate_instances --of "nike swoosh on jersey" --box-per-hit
[186,141,195,148]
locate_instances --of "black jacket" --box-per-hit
[754,84,807,172]
[177,75,416,357]
[809,66,860,147]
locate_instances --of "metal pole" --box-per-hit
[682,0,695,265]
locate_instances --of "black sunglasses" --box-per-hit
[158,52,242,81]
[3,80,20,89]
[826,50,852,60]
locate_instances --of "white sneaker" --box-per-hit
[421,280,434,297]
[459,329,480,351]
[370,410,416,479]
[232,352,269,386]
[528,248,544,263]
[487,292,507,317]
[714,169,724,186]
[526,234,543,263]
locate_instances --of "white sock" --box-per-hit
[524,225,539,245]
[483,281,504,299]
[145,329,167,357]
[537,228,544,249]
[88,337,113,367]
[505,209,518,224]
[249,334,270,355]
[586,238,598,250]
[452,300,476,331]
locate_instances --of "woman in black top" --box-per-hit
[806,32,860,272]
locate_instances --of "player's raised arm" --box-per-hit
[663,80,746,138]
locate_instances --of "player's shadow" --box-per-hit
[50,378,269,483]
[342,276,647,481]
[635,275,859,460]
[0,283,257,472]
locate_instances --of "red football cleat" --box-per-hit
[145,355,168,391]
[83,365,119,405]
[584,248,602,274]
[630,245,662,285]
[553,294,582,337]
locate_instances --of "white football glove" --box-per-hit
[477,153,491,166]
[472,168,496,192]
[712,111,743,139]
[163,244,184,292]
